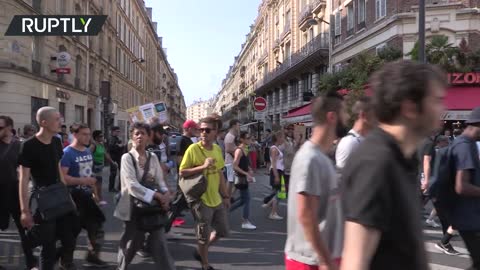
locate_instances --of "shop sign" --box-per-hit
[448,72,480,85]
[56,89,71,100]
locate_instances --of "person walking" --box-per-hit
[230,131,256,230]
[0,116,37,270]
[108,126,124,192]
[340,60,446,270]
[90,130,116,205]
[262,131,285,220]
[179,116,230,270]
[115,122,175,270]
[283,124,303,195]
[18,107,78,270]
[60,123,108,268]
[285,93,348,270]
[447,107,480,269]
[224,120,240,197]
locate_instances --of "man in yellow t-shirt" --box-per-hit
[179,116,230,270]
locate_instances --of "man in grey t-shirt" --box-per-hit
[285,94,347,270]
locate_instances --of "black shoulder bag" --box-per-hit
[129,152,168,232]
[32,139,76,221]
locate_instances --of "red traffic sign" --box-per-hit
[54,68,71,74]
[253,97,267,112]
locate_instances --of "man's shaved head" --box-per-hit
[36,106,58,124]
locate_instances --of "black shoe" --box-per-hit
[202,266,216,270]
[193,249,202,262]
[59,263,77,270]
[435,242,460,255]
[84,252,108,268]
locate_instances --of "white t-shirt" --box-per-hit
[335,129,363,170]
[285,141,343,265]
[224,131,236,164]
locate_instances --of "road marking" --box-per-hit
[429,263,463,270]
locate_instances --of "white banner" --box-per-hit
[441,110,471,121]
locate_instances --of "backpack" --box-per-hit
[428,144,458,211]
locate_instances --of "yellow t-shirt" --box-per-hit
[179,142,225,207]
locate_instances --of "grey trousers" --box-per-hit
[117,221,176,270]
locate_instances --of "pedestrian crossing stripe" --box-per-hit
[429,263,463,270]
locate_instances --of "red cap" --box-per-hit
[183,120,198,129]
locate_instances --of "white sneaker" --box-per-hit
[426,218,441,228]
[268,214,283,220]
[262,203,270,209]
[99,200,108,206]
[242,221,257,230]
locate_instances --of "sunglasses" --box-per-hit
[199,128,216,134]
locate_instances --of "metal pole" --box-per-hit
[418,0,426,63]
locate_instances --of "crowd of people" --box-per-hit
[1,59,480,270]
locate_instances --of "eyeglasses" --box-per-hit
[199,128,216,134]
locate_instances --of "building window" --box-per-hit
[290,80,299,100]
[31,97,48,127]
[59,102,66,121]
[334,12,341,36]
[376,0,386,20]
[75,105,85,123]
[347,4,354,32]
[275,89,280,105]
[358,0,366,23]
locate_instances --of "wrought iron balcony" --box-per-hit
[312,0,326,14]
[299,3,314,25]
[255,34,328,90]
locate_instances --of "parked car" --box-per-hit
[168,132,182,156]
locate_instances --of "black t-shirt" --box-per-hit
[342,128,429,270]
[108,135,124,162]
[0,140,21,184]
[18,136,63,188]
[417,136,436,177]
[178,135,193,157]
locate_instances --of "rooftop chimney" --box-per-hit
[147,8,152,20]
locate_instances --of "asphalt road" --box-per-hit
[0,167,474,270]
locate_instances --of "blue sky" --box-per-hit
[144,0,260,106]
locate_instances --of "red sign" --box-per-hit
[253,97,267,112]
[448,72,480,85]
[55,68,71,74]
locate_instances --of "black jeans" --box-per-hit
[33,212,78,270]
[459,231,480,270]
[109,158,120,191]
[164,187,189,233]
[2,183,37,269]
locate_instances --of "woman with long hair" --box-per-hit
[114,122,175,270]
[230,131,256,230]
[263,131,285,220]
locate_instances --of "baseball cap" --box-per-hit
[183,120,198,129]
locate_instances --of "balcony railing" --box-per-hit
[426,0,460,4]
[255,34,328,90]
[282,23,291,37]
[299,3,314,24]
[312,0,326,14]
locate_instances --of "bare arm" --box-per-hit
[422,155,432,185]
[271,147,279,179]
[340,222,381,270]
[233,148,248,176]
[455,170,480,196]
[19,166,31,213]
[297,193,333,265]
[179,163,208,178]
[219,168,229,199]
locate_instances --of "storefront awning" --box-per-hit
[445,87,480,110]
[284,102,312,118]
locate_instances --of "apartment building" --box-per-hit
[0,0,186,137]
[331,0,480,67]
[186,99,213,123]
[330,0,480,122]
[213,0,330,130]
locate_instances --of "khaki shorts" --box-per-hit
[191,202,229,244]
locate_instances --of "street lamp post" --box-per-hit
[419,0,426,63]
